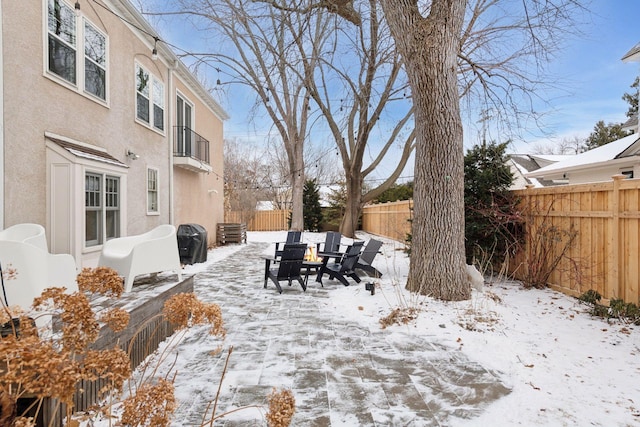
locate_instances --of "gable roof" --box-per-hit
[622,41,640,62]
[508,154,567,187]
[526,133,640,178]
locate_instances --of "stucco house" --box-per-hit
[0,0,228,268]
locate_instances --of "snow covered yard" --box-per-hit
[245,232,640,426]
[83,231,639,426]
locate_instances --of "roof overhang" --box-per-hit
[622,42,640,62]
[45,133,128,168]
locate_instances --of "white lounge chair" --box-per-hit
[0,223,48,251]
[0,239,78,311]
[98,224,183,292]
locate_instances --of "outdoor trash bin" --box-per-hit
[177,224,208,264]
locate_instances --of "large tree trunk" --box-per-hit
[339,172,363,238]
[381,0,470,300]
[288,136,305,231]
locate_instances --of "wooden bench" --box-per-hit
[217,223,247,245]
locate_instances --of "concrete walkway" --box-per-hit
[172,242,510,426]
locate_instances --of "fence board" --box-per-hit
[361,200,412,243]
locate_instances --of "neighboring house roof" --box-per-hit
[256,201,275,211]
[622,41,640,62]
[622,114,638,133]
[507,154,567,188]
[529,154,574,166]
[526,133,640,179]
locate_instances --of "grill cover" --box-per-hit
[177,224,208,264]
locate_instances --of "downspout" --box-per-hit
[168,60,175,225]
[0,1,4,229]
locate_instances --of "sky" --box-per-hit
[500,0,640,154]
[78,231,640,426]
[142,0,640,178]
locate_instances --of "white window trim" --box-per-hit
[135,62,165,135]
[85,171,122,248]
[147,167,160,215]
[43,0,109,106]
[82,18,108,101]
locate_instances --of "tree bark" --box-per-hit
[339,171,363,238]
[289,134,305,231]
[381,0,470,300]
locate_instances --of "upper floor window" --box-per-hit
[136,63,164,131]
[47,0,107,101]
[47,0,76,84]
[84,21,106,99]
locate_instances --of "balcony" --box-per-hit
[173,126,212,173]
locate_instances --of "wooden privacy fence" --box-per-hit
[225,210,290,231]
[360,178,640,305]
[513,175,639,304]
[361,200,412,243]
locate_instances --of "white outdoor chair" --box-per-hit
[0,240,78,311]
[98,224,183,292]
[0,223,48,251]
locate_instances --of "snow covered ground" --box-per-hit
[84,231,640,426]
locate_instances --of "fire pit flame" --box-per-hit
[304,246,322,262]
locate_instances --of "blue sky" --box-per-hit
[501,0,640,153]
[146,0,640,173]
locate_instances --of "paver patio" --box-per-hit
[170,242,511,426]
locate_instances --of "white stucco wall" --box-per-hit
[1,0,226,266]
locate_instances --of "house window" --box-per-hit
[46,0,107,101]
[47,0,76,84]
[153,80,165,131]
[85,173,120,247]
[136,63,164,131]
[84,21,106,99]
[621,170,634,179]
[147,168,159,213]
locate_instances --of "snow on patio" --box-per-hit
[88,231,639,426]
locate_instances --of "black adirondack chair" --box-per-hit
[316,241,364,287]
[316,231,342,253]
[274,230,303,259]
[265,243,307,293]
[315,231,342,264]
[355,239,383,278]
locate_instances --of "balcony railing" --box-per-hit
[173,126,211,173]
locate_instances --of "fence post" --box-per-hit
[524,184,535,280]
[610,174,624,300]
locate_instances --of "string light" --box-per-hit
[87,0,411,107]
[152,37,159,61]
